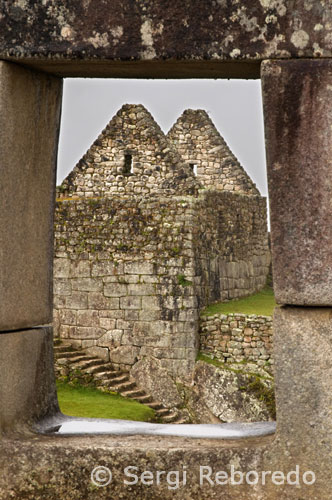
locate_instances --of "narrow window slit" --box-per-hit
[124,154,133,175]
[189,163,197,176]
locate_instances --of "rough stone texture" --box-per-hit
[53,193,269,376]
[193,191,270,304]
[188,361,274,423]
[59,104,199,199]
[131,357,183,409]
[200,313,273,367]
[0,434,277,500]
[0,327,58,434]
[167,109,259,195]
[0,61,62,330]
[265,306,332,497]
[2,1,332,79]
[0,430,328,499]
[262,59,332,305]
[2,6,332,498]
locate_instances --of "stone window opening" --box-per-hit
[51,81,272,432]
[123,153,134,175]
[189,163,197,176]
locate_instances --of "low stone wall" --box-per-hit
[199,313,273,367]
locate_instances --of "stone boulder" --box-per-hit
[131,357,183,408]
[109,346,140,365]
[187,361,274,423]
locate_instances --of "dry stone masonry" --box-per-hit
[167,109,260,195]
[54,104,270,378]
[59,104,199,199]
[199,313,273,367]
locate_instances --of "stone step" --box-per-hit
[161,412,180,423]
[70,358,104,371]
[108,374,130,384]
[109,380,136,392]
[85,363,115,375]
[94,370,125,381]
[171,418,187,425]
[56,357,74,366]
[147,401,164,411]
[53,343,75,353]
[54,350,83,359]
[133,394,153,405]
[155,408,172,418]
[121,388,146,399]
[67,355,97,364]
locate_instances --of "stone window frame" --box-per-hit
[123,152,134,176]
[189,163,198,176]
[1,51,331,496]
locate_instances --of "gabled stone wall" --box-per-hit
[59,104,200,199]
[167,109,259,195]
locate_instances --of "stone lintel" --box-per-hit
[1,1,332,78]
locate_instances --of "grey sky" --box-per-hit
[57,78,268,197]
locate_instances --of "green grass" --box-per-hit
[201,286,276,317]
[56,381,155,422]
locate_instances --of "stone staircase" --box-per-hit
[53,342,187,424]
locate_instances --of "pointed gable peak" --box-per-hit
[168,108,220,138]
[115,103,155,120]
[114,103,162,127]
[167,109,260,196]
[58,103,201,199]
[180,108,210,119]
[103,102,168,143]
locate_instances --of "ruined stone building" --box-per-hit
[54,104,270,378]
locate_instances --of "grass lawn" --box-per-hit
[201,286,277,317]
[56,381,155,422]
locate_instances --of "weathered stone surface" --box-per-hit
[168,109,259,194]
[0,434,277,500]
[1,1,332,79]
[200,313,273,367]
[0,327,58,434]
[131,357,183,408]
[188,361,274,424]
[53,103,269,376]
[262,59,332,305]
[0,61,62,330]
[53,191,269,374]
[59,104,198,199]
[109,345,140,365]
[266,306,332,484]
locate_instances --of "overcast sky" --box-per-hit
[57,78,268,197]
